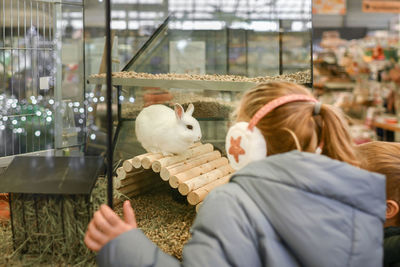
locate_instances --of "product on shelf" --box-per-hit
[349,124,377,144]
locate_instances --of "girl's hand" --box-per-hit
[84,200,137,252]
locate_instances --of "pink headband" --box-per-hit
[248,94,318,130]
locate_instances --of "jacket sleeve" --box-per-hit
[182,188,262,267]
[97,187,261,267]
[97,229,180,267]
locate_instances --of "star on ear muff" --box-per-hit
[226,94,319,170]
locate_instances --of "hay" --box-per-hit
[0,221,13,266]
[3,176,107,266]
[1,177,196,265]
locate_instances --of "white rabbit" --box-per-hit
[135,103,202,155]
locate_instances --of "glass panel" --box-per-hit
[247,31,280,77]
[122,17,311,78]
[84,0,118,157]
[57,3,85,151]
[282,31,311,75]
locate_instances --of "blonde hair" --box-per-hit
[356,141,400,202]
[237,82,359,166]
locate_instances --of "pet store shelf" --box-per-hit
[372,121,400,132]
[87,77,258,92]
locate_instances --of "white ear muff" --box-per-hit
[225,122,267,170]
[225,94,319,170]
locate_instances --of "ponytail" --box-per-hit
[318,104,359,166]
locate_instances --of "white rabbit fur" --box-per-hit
[135,103,202,155]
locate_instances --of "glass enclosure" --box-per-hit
[123,18,312,77]
[84,1,313,163]
[0,0,312,168]
[0,0,86,159]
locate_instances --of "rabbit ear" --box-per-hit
[174,103,184,120]
[186,103,194,116]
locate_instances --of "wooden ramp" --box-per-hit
[114,143,235,211]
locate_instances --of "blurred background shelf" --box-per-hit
[323,82,356,91]
[372,121,400,133]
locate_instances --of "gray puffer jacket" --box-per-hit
[97,151,386,267]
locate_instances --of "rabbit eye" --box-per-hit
[186,125,193,130]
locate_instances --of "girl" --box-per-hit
[356,141,400,267]
[85,82,386,267]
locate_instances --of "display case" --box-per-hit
[87,16,312,163]
[0,1,107,265]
